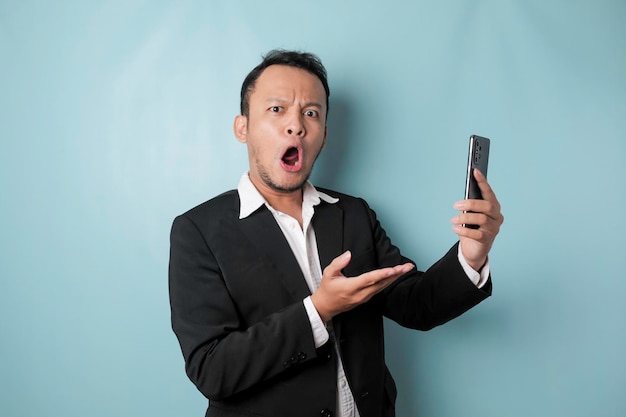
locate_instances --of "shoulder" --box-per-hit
[316,187,374,213]
[174,190,240,228]
[316,187,365,204]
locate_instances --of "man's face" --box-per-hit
[234,65,328,195]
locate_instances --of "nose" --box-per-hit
[285,112,305,137]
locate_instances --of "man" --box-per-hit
[169,50,503,417]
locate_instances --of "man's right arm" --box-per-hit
[168,214,321,401]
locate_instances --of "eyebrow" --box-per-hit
[265,98,323,109]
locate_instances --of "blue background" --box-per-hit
[1,1,625,416]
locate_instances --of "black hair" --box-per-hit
[239,49,330,118]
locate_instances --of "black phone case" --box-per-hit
[465,135,490,200]
[464,135,490,229]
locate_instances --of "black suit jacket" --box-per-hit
[169,188,491,417]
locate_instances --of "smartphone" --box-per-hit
[464,135,490,228]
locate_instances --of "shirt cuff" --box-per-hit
[303,296,329,348]
[457,245,490,289]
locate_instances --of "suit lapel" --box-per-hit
[220,194,346,321]
[312,201,348,342]
[233,206,312,300]
[312,201,344,270]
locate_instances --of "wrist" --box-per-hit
[310,292,333,323]
[467,257,486,272]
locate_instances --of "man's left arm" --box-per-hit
[376,169,502,329]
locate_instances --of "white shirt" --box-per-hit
[237,172,489,417]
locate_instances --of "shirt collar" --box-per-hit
[237,172,338,219]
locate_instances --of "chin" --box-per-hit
[273,179,308,193]
[264,173,309,193]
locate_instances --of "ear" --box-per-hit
[234,115,248,143]
[321,125,328,150]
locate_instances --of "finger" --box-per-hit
[452,212,486,228]
[453,213,501,242]
[392,263,415,275]
[454,198,501,224]
[453,223,487,240]
[356,263,414,288]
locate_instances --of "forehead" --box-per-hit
[251,65,326,103]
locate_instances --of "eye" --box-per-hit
[269,106,282,113]
[304,109,319,118]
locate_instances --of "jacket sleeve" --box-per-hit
[350,198,492,330]
[168,214,321,401]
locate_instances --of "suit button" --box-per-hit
[320,409,332,417]
[298,352,307,361]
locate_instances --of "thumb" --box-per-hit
[326,250,352,277]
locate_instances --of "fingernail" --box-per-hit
[454,202,465,210]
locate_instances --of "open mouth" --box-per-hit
[281,146,302,171]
